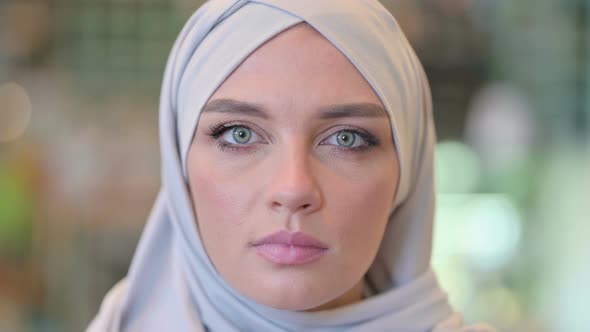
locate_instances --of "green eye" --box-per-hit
[232,126,252,144]
[336,131,356,147]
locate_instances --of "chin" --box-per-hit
[242,275,338,311]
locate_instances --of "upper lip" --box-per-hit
[252,230,328,248]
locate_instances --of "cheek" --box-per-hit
[189,153,256,226]
[187,157,257,258]
[327,169,397,263]
[192,169,234,221]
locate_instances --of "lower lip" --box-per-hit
[254,244,328,265]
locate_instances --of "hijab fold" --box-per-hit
[88,1,472,331]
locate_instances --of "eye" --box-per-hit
[216,125,264,145]
[322,129,376,149]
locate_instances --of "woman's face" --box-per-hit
[187,24,399,311]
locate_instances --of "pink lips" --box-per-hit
[252,230,329,265]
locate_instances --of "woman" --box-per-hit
[88,0,494,331]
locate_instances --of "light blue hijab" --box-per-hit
[88,1,491,331]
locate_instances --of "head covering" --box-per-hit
[88,0,466,331]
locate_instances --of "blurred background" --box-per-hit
[0,0,588,331]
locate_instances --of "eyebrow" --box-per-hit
[202,98,269,119]
[317,103,387,119]
[202,98,387,119]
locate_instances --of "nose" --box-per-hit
[267,146,322,216]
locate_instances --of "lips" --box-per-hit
[252,230,329,265]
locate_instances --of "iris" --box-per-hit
[232,126,252,144]
[336,131,356,147]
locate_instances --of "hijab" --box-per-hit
[88,0,492,331]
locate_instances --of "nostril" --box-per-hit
[271,201,313,211]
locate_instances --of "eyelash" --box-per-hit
[205,122,380,153]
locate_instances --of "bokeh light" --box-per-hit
[0,82,32,142]
[464,82,536,172]
[462,196,521,272]
[435,141,482,193]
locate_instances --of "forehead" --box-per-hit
[207,23,384,117]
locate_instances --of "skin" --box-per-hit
[187,23,399,311]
